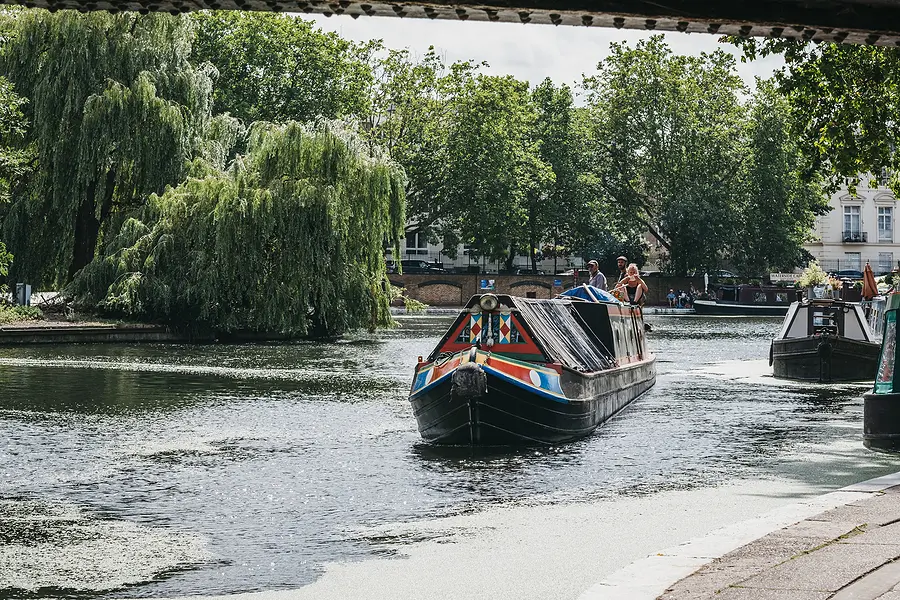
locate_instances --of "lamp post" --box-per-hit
[864,292,900,451]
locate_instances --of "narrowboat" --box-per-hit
[770,299,880,382]
[408,286,656,445]
[694,285,797,316]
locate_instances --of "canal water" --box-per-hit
[1,315,899,599]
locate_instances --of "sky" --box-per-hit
[307,15,785,93]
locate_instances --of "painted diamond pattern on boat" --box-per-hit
[469,314,482,343]
[499,314,512,344]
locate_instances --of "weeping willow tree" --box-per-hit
[0,10,218,285]
[71,121,406,337]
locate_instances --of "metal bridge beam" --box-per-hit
[8,0,900,45]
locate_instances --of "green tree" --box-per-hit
[0,11,217,285]
[0,74,31,214]
[438,74,552,270]
[731,80,828,276]
[582,36,747,275]
[190,12,371,124]
[528,79,585,271]
[0,74,29,284]
[360,47,480,258]
[734,39,900,195]
[71,121,406,337]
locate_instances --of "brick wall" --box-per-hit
[389,274,706,306]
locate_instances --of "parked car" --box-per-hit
[689,270,738,279]
[556,269,591,279]
[830,269,864,279]
[387,259,446,274]
[515,268,546,275]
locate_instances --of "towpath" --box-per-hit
[581,471,900,600]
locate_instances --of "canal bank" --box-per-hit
[582,470,900,600]
[0,322,197,344]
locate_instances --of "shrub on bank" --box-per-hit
[0,304,43,324]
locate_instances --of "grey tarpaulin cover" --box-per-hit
[513,298,615,372]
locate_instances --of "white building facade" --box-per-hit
[805,183,900,275]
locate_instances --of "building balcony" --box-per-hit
[842,230,868,242]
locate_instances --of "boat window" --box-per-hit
[754,292,768,304]
[775,292,788,303]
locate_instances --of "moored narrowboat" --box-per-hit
[408,286,656,445]
[770,299,880,382]
[694,285,797,316]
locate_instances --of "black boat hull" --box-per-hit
[863,391,900,452]
[410,358,657,445]
[772,335,880,382]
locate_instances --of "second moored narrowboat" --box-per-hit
[770,299,880,382]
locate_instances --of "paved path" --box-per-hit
[580,472,900,600]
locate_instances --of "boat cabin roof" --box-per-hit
[429,293,647,373]
[777,300,875,342]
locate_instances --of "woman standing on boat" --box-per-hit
[616,263,649,305]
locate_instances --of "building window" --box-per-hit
[879,252,894,274]
[843,205,865,242]
[879,207,894,242]
[405,232,428,256]
[845,252,862,271]
[844,205,861,232]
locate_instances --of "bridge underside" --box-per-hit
[7,0,900,45]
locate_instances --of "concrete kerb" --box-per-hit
[578,471,900,600]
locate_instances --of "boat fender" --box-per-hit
[768,341,774,367]
[817,339,833,359]
[451,363,487,400]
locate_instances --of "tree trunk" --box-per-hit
[529,207,538,272]
[68,171,115,280]
[504,249,515,273]
[69,197,101,280]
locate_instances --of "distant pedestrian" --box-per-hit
[587,260,607,291]
[667,289,676,307]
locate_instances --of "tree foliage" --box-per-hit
[527,79,593,269]
[732,81,828,275]
[438,74,552,269]
[71,121,406,337]
[581,36,825,276]
[582,36,747,275]
[360,50,554,270]
[0,74,30,210]
[190,12,371,124]
[359,47,478,251]
[734,38,900,195]
[0,11,217,285]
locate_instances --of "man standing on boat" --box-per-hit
[587,260,607,290]
[616,256,628,282]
